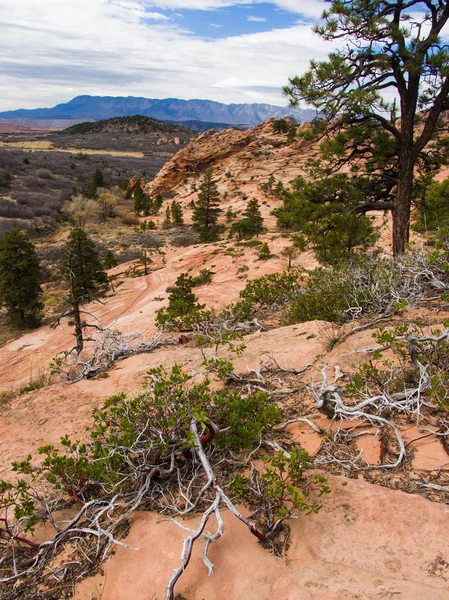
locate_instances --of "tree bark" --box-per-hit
[69,266,83,354]
[392,149,415,255]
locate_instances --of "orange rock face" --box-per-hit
[74,477,449,600]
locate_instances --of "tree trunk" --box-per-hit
[392,150,415,255]
[69,266,83,354]
[73,298,83,355]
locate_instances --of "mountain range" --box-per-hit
[0,95,316,129]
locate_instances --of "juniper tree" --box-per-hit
[192,168,222,241]
[285,0,449,254]
[0,229,42,326]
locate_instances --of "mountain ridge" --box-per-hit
[0,94,316,127]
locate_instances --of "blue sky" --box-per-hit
[152,4,304,39]
[0,0,330,111]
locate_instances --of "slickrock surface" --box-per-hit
[74,477,449,600]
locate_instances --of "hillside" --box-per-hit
[61,115,193,135]
[0,118,449,600]
[0,94,317,128]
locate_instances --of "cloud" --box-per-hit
[247,16,267,23]
[0,0,333,111]
[209,23,223,28]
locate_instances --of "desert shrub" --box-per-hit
[35,169,54,180]
[191,268,213,286]
[230,269,303,320]
[257,448,330,518]
[0,361,329,598]
[0,219,31,238]
[170,229,199,247]
[288,267,357,323]
[236,239,263,247]
[213,389,281,449]
[346,323,449,411]
[288,250,449,324]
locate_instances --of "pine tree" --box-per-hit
[242,198,264,236]
[285,0,449,254]
[152,194,163,214]
[87,168,105,198]
[103,250,118,270]
[0,229,42,326]
[63,228,108,300]
[155,273,205,330]
[163,205,172,228]
[258,242,271,261]
[192,169,222,241]
[133,188,152,216]
[61,228,108,353]
[171,201,184,225]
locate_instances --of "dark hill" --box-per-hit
[60,115,192,135]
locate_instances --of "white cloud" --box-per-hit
[0,0,333,111]
[247,16,267,23]
[209,23,223,28]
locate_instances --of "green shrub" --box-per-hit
[288,267,356,324]
[413,177,449,233]
[231,269,302,320]
[191,268,213,286]
[236,239,263,247]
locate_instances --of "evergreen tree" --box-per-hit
[192,169,222,241]
[171,200,184,225]
[273,173,377,264]
[133,188,151,216]
[242,198,264,236]
[61,228,108,353]
[258,242,271,260]
[228,199,264,239]
[156,273,205,330]
[103,250,118,270]
[63,228,108,300]
[163,205,172,228]
[0,229,42,326]
[281,245,300,269]
[152,194,163,214]
[87,168,105,198]
[285,0,449,254]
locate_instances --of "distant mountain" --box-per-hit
[0,95,316,128]
[164,119,249,132]
[60,115,192,135]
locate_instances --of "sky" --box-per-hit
[0,0,334,112]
